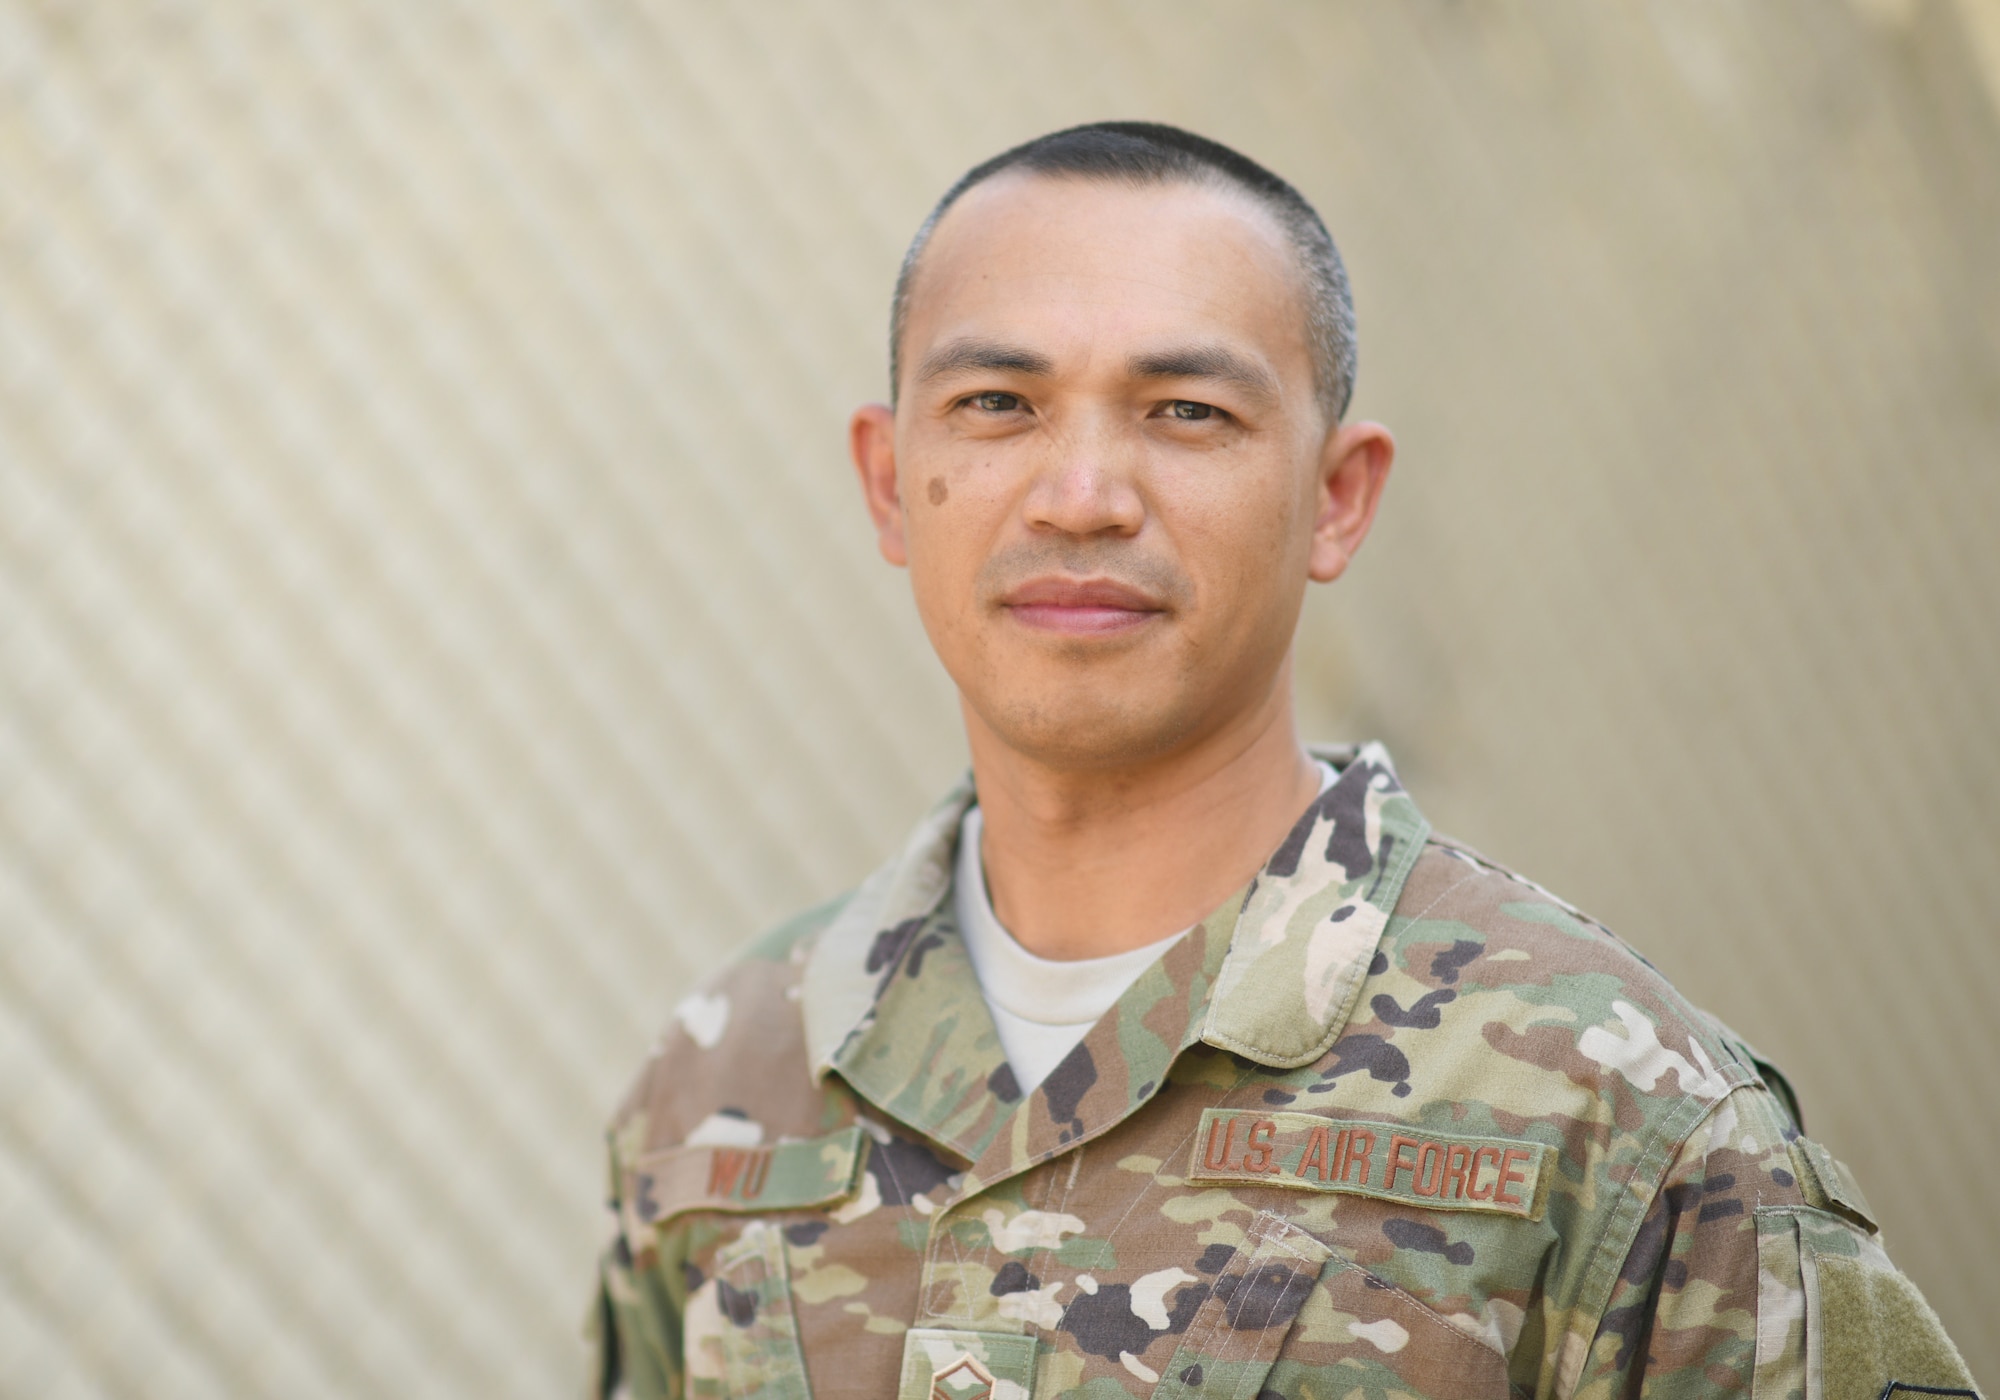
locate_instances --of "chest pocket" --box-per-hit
[1149,1211,1331,1399]
[634,1128,867,1400]
[684,1222,814,1400]
[1150,1211,1511,1400]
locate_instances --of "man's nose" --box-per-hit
[1021,417,1145,538]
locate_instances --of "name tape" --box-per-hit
[631,1125,867,1225]
[1187,1110,1552,1220]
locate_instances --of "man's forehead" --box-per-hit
[903,171,1310,378]
[919,170,1295,288]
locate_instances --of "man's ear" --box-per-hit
[1307,420,1395,584]
[849,403,908,567]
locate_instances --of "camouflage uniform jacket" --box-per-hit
[594,743,1978,1400]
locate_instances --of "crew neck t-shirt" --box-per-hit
[953,761,1337,1093]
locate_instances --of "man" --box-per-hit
[593,123,1976,1398]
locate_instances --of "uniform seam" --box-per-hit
[1754,1201,1865,1233]
[1074,1061,1262,1374]
[1386,863,1486,938]
[1561,1079,1751,1397]
[1225,1224,1328,1400]
[1343,1255,1509,1361]
[1093,1062,1261,1259]
[1172,1214,1294,1387]
[1424,838,1594,922]
[1026,1141,1083,1332]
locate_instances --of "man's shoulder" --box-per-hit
[606,891,855,1154]
[1391,831,1664,981]
[739,889,853,969]
[671,889,852,1045]
[1377,833,1779,1120]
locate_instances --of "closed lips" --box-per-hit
[1001,578,1166,633]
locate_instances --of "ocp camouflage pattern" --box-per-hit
[592,744,1978,1398]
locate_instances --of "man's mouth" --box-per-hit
[999,576,1168,636]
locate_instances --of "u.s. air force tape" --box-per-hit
[1187,1109,1553,1220]
[630,1125,867,1225]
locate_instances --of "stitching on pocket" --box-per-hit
[711,1223,814,1399]
[1166,1210,1330,1400]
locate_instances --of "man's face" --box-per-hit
[854,172,1387,771]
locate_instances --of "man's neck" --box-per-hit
[963,681,1322,962]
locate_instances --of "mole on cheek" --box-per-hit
[927,477,948,506]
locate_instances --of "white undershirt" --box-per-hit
[954,762,1338,1094]
[953,805,1185,1094]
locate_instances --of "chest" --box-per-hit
[636,1072,1548,1399]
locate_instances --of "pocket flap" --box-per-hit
[1149,1211,1332,1398]
[1788,1137,1877,1234]
[631,1125,867,1226]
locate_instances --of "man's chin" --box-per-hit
[970,689,1204,772]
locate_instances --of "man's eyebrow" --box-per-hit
[914,338,1056,383]
[1128,344,1280,404]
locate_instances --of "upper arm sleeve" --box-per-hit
[1570,1084,1784,1394]
[595,1231,685,1400]
[1568,1085,1978,1399]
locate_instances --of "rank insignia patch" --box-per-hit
[928,1352,995,1400]
[1187,1109,1553,1220]
[897,1329,1039,1400]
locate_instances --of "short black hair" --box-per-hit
[890,121,1357,422]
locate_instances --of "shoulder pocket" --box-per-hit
[630,1126,867,1228]
[1754,1206,1978,1400]
[1786,1137,1876,1233]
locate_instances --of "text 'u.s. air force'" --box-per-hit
[1187,1109,1552,1220]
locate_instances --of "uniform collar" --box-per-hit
[802,770,976,1082]
[1199,742,1431,1067]
[802,742,1431,1137]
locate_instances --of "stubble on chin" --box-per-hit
[948,538,1215,770]
[963,641,1208,773]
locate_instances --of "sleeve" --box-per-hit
[592,1225,685,1400]
[1568,1084,1979,1398]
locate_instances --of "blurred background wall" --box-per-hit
[2,1,1995,1394]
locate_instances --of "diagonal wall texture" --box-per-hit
[1,2,1994,1394]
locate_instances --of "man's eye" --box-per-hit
[971,392,1022,412]
[1166,400,1216,421]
